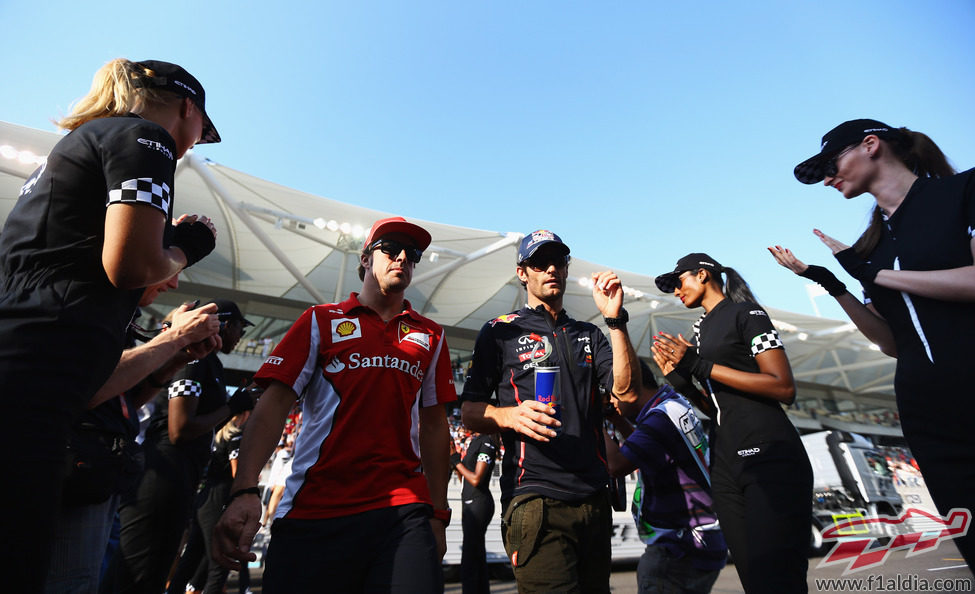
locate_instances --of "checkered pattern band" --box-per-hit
[168,379,203,400]
[229,450,240,461]
[693,315,704,347]
[107,178,171,214]
[476,453,492,464]
[750,330,784,356]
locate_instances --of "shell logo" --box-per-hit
[336,320,357,337]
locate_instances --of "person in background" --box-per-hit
[451,432,500,594]
[653,253,811,593]
[46,274,220,594]
[106,300,254,593]
[460,229,641,593]
[168,406,257,594]
[0,57,219,589]
[772,118,975,570]
[604,361,726,594]
[214,217,455,593]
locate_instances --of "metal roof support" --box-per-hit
[418,233,522,315]
[185,153,327,303]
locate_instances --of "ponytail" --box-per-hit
[702,266,760,304]
[55,59,180,131]
[852,127,956,257]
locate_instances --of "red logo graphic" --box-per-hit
[818,507,971,574]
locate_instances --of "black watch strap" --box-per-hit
[604,308,629,329]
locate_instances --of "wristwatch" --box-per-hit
[432,508,452,526]
[603,308,629,329]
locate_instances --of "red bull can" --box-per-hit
[534,365,561,435]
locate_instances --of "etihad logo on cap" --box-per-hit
[173,79,197,95]
[331,317,362,343]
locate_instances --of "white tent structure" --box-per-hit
[0,121,902,436]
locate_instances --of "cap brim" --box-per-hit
[370,220,432,251]
[794,153,828,184]
[519,241,570,265]
[654,271,682,293]
[197,111,221,144]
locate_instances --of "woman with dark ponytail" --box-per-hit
[652,254,812,593]
[771,118,975,571]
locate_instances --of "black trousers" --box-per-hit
[461,495,495,594]
[897,369,975,571]
[710,439,813,594]
[262,503,443,593]
[102,442,199,593]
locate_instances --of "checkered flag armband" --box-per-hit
[168,379,203,400]
[750,331,784,356]
[107,178,171,214]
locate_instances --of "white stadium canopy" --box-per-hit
[0,121,901,435]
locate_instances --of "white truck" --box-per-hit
[800,430,903,553]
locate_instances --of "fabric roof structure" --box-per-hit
[0,120,899,432]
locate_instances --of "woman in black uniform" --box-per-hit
[0,58,219,590]
[451,432,499,594]
[770,118,975,570]
[653,254,812,594]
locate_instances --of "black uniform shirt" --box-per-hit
[693,299,798,461]
[860,168,975,372]
[461,305,614,502]
[460,434,497,502]
[0,115,176,391]
[147,351,228,474]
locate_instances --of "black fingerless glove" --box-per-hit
[449,452,462,467]
[170,221,216,268]
[675,348,714,382]
[798,264,847,297]
[834,248,882,283]
[227,387,256,415]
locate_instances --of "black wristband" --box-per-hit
[675,348,714,382]
[603,308,629,329]
[170,220,216,268]
[834,248,881,283]
[226,486,260,504]
[798,264,847,297]
[227,387,256,415]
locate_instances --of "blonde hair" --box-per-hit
[216,413,245,446]
[55,58,181,131]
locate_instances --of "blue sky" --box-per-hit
[2,1,973,319]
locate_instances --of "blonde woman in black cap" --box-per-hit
[653,254,812,594]
[771,118,975,571]
[0,58,220,590]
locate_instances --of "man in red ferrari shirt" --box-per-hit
[214,217,455,593]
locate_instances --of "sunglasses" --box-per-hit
[368,239,423,264]
[521,254,569,271]
[824,144,858,178]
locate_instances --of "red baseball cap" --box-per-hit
[363,217,432,251]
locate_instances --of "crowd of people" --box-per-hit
[1,53,972,594]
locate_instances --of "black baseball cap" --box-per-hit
[654,253,723,293]
[793,119,898,184]
[517,230,570,265]
[136,60,221,144]
[207,299,254,327]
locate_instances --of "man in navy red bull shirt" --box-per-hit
[461,229,641,592]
